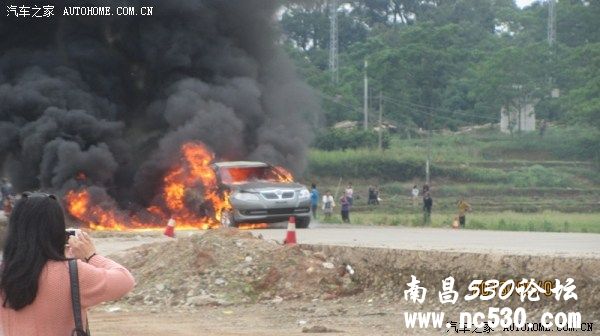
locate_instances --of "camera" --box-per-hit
[65,228,81,240]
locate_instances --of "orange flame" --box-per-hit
[65,189,90,220]
[65,142,232,230]
[160,142,229,229]
[238,223,269,230]
[65,189,130,231]
[274,166,294,182]
[65,142,291,231]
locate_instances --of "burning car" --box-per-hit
[64,143,310,231]
[213,161,311,228]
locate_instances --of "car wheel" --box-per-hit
[296,217,310,229]
[220,209,235,228]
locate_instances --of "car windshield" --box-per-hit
[219,166,286,184]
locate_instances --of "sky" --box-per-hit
[516,0,537,8]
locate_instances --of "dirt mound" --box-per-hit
[109,229,599,321]
[311,245,600,318]
[112,229,360,307]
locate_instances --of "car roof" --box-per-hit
[213,161,270,168]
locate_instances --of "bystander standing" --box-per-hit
[340,194,351,223]
[457,198,472,228]
[322,190,335,220]
[423,192,433,224]
[310,183,319,220]
[345,183,354,206]
[411,185,419,208]
[1,178,13,202]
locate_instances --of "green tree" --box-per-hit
[559,43,600,129]
[469,43,549,133]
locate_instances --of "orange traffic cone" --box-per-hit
[284,216,297,245]
[164,218,176,238]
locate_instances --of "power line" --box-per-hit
[318,90,484,129]
[382,95,498,122]
[381,95,498,122]
[317,90,497,131]
[382,96,473,125]
[316,91,420,131]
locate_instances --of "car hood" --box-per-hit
[227,181,306,192]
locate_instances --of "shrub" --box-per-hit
[468,220,486,229]
[509,165,571,188]
[431,166,510,183]
[542,220,554,232]
[481,127,600,163]
[308,150,422,180]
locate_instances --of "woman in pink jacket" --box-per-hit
[0,192,135,335]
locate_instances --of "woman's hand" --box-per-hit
[68,231,97,261]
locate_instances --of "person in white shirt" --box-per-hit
[345,183,354,205]
[411,185,419,208]
[322,191,336,220]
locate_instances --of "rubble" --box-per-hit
[302,325,343,333]
[105,228,600,319]
[112,229,360,307]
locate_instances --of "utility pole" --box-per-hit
[547,0,556,47]
[328,0,339,84]
[547,0,560,98]
[363,59,368,130]
[425,112,432,185]
[378,91,383,151]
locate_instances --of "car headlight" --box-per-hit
[232,192,260,201]
[298,189,310,199]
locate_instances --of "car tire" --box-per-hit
[296,217,310,229]
[220,209,236,228]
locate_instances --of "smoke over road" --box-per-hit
[0,0,319,209]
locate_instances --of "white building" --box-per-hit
[500,101,536,134]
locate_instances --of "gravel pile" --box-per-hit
[113,229,361,307]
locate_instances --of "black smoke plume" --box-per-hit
[0,0,319,206]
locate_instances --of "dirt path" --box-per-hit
[89,301,599,336]
[90,302,403,336]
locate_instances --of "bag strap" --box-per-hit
[68,259,89,336]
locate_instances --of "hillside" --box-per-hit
[302,125,600,233]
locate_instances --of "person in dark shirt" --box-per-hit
[340,194,351,223]
[423,192,433,225]
[310,183,319,220]
[1,178,13,202]
[368,186,377,205]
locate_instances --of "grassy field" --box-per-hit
[316,211,600,234]
[303,126,600,233]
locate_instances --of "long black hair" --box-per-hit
[0,192,67,310]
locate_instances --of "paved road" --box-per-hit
[6,209,597,259]
[248,224,600,258]
[91,224,600,258]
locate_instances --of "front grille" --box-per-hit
[282,191,295,199]
[242,208,308,215]
[260,190,296,200]
[293,207,310,213]
[261,192,278,199]
[267,207,309,215]
[240,207,310,216]
[266,208,296,215]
